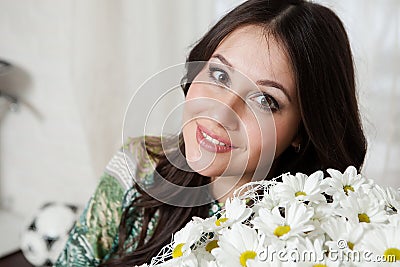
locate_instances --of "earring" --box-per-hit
[295,144,301,153]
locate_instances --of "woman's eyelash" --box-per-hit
[207,65,280,112]
[253,93,280,112]
[208,66,231,86]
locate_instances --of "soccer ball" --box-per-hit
[20,202,80,266]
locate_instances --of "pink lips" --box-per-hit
[196,123,235,153]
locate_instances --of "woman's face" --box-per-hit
[182,25,301,181]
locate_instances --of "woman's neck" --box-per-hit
[210,175,252,204]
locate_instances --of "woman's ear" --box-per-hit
[291,135,302,153]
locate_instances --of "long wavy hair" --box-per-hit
[101,0,367,265]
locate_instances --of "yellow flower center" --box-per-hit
[239,250,257,267]
[215,217,228,226]
[295,191,307,197]
[274,225,291,237]
[172,243,184,258]
[347,241,354,250]
[343,185,354,195]
[205,240,219,253]
[383,248,400,262]
[313,265,327,267]
[358,213,370,223]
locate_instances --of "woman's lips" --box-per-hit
[196,124,235,153]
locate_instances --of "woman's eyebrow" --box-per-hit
[211,54,233,68]
[211,53,292,102]
[257,80,292,102]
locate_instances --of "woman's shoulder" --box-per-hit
[104,136,160,192]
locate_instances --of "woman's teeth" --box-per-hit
[201,131,227,146]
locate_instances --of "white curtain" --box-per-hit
[0,0,217,218]
[320,0,400,187]
[70,0,218,174]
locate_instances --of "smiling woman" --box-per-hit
[54,0,367,266]
[183,26,301,200]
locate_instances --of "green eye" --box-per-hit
[252,93,280,112]
[208,66,231,87]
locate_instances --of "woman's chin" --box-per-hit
[186,159,222,178]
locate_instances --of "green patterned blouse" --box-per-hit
[54,137,223,266]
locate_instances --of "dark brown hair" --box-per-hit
[101,0,367,265]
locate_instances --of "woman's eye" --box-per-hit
[208,67,230,87]
[252,94,280,112]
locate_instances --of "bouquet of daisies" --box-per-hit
[144,166,400,267]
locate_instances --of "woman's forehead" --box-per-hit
[212,25,296,97]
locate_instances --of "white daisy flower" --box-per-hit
[308,201,335,234]
[304,201,336,241]
[310,201,334,220]
[205,198,252,230]
[193,216,219,233]
[253,188,281,214]
[358,225,400,265]
[149,167,400,267]
[247,257,295,267]
[191,234,219,262]
[211,224,262,267]
[169,220,203,261]
[252,201,315,242]
[273,171,327,204]
[249,242,306,267]
[295,237,342,267]
[321,217,364,257]
[323,166,371,201]
[388,214,400,227]
[197,258,218,267]
[157,253,198,267]
[370,184,400,215]
[335,188,388,225]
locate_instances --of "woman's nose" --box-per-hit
[207,92,243,131]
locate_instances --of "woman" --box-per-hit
[55,0,367,266]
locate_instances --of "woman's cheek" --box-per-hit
[274,116,300,157]
[247,116,272,151]
[186,83,212,99]
[184,84,216,119]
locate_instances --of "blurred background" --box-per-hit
[0,0,399,262]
